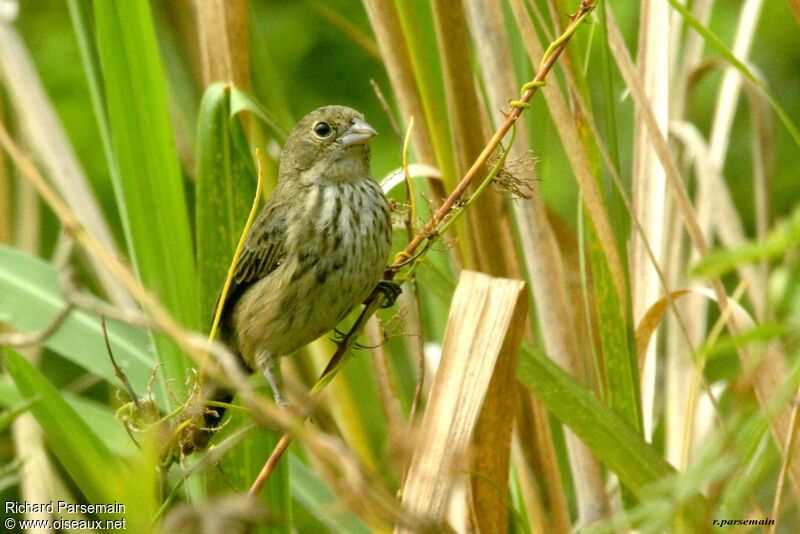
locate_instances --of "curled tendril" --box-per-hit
[508,5,592,110]
[508,80,547,109]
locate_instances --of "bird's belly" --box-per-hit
[270,234,388,355]
[304,248,383,336]
[239,181,391,361]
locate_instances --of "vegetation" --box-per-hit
[1,0,799,532]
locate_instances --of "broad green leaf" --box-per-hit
[290,455,370,534]
[229,85,289,142]
[692,205,800,278]
[516,342,706,519]
[0,245,158,405]
[196,83,291,531]
[585,219,641,434]
[0,376,132,456]
[195,83,257,324]
[93,0,198,402]
[4,349,157,531]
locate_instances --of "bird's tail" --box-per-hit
[180,383,234,455]
[201,384,235,434]
[179,308,247,455]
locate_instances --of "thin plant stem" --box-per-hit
[390,2,594,267]
[247,1,595,493]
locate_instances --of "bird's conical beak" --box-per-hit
[339,117,377,147]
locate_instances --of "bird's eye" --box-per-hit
[312,122,332,138]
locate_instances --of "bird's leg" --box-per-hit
[374,280,402,309]
[261,353,288,407]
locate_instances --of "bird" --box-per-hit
[194,105,393,448]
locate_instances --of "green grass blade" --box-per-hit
[229,85,289,142]
[595,0,627,259]
[93,0,199,401]
[0,376,134,457]
[195,83,257,323]
[207,403,292,534]
[290,455,371,534]
[0,245,157,404]
[66,0,115,172]
[585,221,641,433]
[393,0,456,186]
[4,349,157,531]
[516,342,705,517]
[692,205,800,278]
[667,0,800,149]
[196,83,292,531]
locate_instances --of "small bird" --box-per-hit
[198,106,392,441]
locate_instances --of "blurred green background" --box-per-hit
[4,0,800,531]
[15,0,800,249]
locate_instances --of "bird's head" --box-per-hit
[279,105,377,184]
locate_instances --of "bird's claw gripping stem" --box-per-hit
[375,280,402,309]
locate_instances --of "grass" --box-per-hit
[1,0,799,532]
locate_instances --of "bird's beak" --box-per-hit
[339,117,377,147]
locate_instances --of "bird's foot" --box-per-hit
[262,356,291,408]
[374,280,402,308]
[274,394,290,409]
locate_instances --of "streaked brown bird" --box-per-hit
[198,106,392,443]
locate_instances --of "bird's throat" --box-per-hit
[300,149,370,186]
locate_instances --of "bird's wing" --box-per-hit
[212,202,288,333]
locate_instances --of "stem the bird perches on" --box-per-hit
[389,1,594,267]
[249,1,595,495]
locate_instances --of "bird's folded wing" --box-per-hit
[212,202,288,331]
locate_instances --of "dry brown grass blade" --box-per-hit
[387,2,592,269]
[704,0,766,318]
[770,400,800,534]
[508,0,626,307]
[361,0,440,179]
[666,60,774,465]
[665,0,754,467]
[635,289,692,367]
[468,334,520,534]
[670,121,767,318]
[462,0,575,529]
[508,0,614,523]
[634,288,757,370]
[312,2,381,59]
[708,0,762,167]
[396,271,527,533]
[429,5,527,527]
[10,145,54,534]
[12,411,57,528]
[431,0,519,276]
[193,0,249,86]
[671,0,712,118]
[631,0,671,441]
[789,0,800,27]
[513,390,571,533]
[605,5,800,497]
